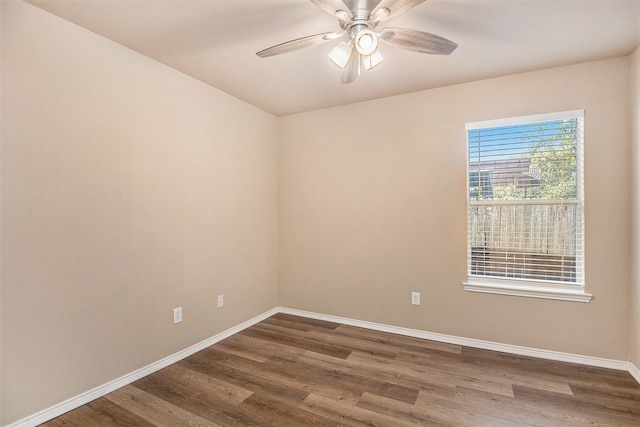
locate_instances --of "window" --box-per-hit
[464,110,591,302]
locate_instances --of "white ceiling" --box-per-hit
[24,0,640,116]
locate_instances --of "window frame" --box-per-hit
[463,110,591,302]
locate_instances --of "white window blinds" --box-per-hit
[466,111,584,290]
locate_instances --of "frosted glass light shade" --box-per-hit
[329,42,352,69]
[362,48,383,70]
[355,30,378,56]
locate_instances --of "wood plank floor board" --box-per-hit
[69,397,156,427]
[346,350,461,394]
[262,320,442,361]
[216,331,308,360]
[446,386,565,427]
[261,317,315,332]
[512,384,640,426]
[263,352,420,405]
[300,393,418,427]
[238,325,352,359]
[270,313,342,330]
[104,385,223,427]
[292,348,454,400]
[394,350,516,397]
[568,382,640,415]
[150,365,252,406]
[201,348,363,406]
[132,372,247,426]
[333,324,463,356]
[235,393,341,427]
[359,389,540,427]
[355,391,453,427]
[335,350,459,395]
[404,348,576,397]
[213,339,272,364]
[459,346,634,393]
[569,379,640,401]
[179,350,310,408]
[461,346,618,381]
[41,314,640,426]
[294,328,401,360]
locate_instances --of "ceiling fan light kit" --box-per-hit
[256,0,457,84]
[362,48,384,70]
[329,41,353,68]
[355,29,378,55]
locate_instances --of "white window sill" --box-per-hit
[463,279,592,302]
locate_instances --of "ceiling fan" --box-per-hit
[256,0,457,84]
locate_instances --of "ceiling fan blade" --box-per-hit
[370,0,425,24]
[310,0,353,21]
[341,46,359,84]
[378,27,457,54]
[256,32,342,58]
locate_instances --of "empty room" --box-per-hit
[2,0,640,425]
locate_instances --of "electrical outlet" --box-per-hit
[173,307,183,324]
[217,295,224,308]
[411,292,421,306]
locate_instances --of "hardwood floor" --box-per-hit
[41,313,640,426]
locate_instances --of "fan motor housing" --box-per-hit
[344,0,384,14]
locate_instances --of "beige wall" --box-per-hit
[1,1,278,424]
[631,46,640,370]
[279,57,631,361]
[2,0,638,424]
[0,0,4,423]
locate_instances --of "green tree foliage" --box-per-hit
[493,120,577,200]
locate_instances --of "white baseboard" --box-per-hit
[6,308,278,427]
[630,362,640,384]
[8,306,638,427]
[278,307,631,372]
